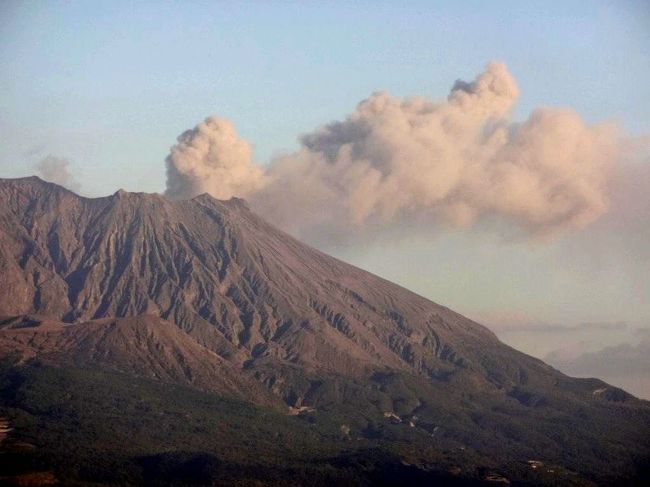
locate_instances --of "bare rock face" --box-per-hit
[0,178,485,363]
[2,176,649,485]
[0,177,643,408]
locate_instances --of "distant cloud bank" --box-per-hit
[491,320,629,333]
[545,338,650,400]
[165,62,624,243]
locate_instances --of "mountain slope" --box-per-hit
[0,176,649,484]
[0,177,567,388]
[0,314,280,405]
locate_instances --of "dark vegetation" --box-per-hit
[0,361,478,486]
[1,361,648,486]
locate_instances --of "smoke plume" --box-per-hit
[165,117,264,200]
[165,63,622,242]
[36,156,81,193]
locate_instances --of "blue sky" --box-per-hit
[1,1,649,195]
[1,1,650,396]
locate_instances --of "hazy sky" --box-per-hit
[1,1,649,396]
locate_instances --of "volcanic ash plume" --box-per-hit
[36,156,81,193]
[165,63,621,241]
[165,117,265,200]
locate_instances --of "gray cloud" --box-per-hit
[492,321,628,333]
[36,156,81,193]
[635,327,650,339]
[545,338,650,400]
[165,63,622,244]
[546,338,650,377]
[557,145,650,291]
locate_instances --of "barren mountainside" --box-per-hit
[1,177,537,392]
[0,176,649,485]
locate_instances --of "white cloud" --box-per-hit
[165,63,622,244]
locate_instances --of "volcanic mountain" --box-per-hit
[0,176,648,485]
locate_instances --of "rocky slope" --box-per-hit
[0,177,644,403]
[0,177,561,391]
[0,314,279,405]
[0,176,649,483]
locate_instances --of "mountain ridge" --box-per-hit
[0,176,640,402]
[0,176,502,376]
[1,176,649,484]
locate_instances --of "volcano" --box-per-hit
[0,176,648,485]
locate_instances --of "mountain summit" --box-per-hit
[0,176,648,485]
